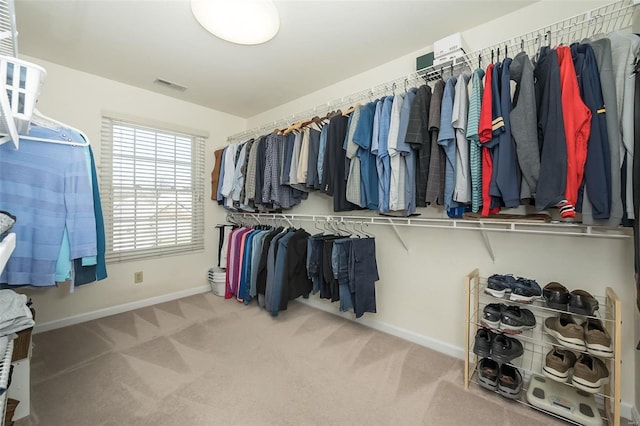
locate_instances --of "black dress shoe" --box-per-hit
[568,289,599,316]
[543,282,570,310]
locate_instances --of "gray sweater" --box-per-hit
[608,31,640,219]
[510,52,540,201]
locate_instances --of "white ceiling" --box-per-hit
[15,0,537,118]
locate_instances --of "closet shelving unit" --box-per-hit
[0,231,17,426]
[226,212,631,259]
[0,2,32,424]
[0,339,14,426]
[0,0,19,147]
[464,269,622,426]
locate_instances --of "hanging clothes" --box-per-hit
[346,106,365,208]
[494,57,521,208]
[438,76,459,212]
[557,46,591,218]
[405,85,432,208]
[0,125,100,287]
[510,52,540,202]
[534,47,569,212]
[322,114,356,212]
[452,73,471,204]
[307,231,379,318]
[584,37,623,227]
[211,148,224,201]
[487,61,506,209]
[478,63,500,216]
[305,123,322,190]
[571,42,611,220]
[425,80,445,206]
[608,31,640,221]
[353,101,380,210]
[467,68,485,213]
[396,87,418,215]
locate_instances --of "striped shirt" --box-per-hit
[466,68,485,213]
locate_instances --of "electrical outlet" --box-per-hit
[134,271,143,284]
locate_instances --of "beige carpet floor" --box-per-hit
[12,292,607,425]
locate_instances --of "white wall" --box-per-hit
[246,0,637,416]
[16,55,245,326]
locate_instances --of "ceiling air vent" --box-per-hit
[153,78,187,92]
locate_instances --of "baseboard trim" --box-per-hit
[296,298,465,360]
[297,298,635,421]
[34,285,211,334]
[631,403,639,425]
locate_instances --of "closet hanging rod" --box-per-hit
[226,213,632,240]
[227,0,635,143]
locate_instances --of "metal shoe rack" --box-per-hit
[464,269,622,426]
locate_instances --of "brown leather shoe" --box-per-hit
[543,348,577,383]
[544,314,585,351]
[583,318,613,358]
[572,354,609,394]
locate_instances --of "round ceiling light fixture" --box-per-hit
[191,0,280,45]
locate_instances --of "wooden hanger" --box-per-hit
[342,104,356,116]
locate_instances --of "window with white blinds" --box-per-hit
[100,117,205,263]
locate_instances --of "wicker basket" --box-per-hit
[11,307,34,362]
[10,327,32,362]
[4,398,19,425]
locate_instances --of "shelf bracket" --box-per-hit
[478,222,495,262]
[387,218,409,252]
[280,213,293,227]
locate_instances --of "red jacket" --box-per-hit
[557,46,591,215]
[478,63,500,216]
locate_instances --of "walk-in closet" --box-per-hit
[0,1,639,425]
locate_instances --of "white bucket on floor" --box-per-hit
[208,267,226,297]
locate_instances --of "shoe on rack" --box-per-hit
[485,274,517,299]
[478,357,499,391]
[482,304,536,333]
[583,318,613,358]
[568,289,599,316]
[491,334,524,364]
[498,364,523,399]
[543,348,577,383]
[543,282,570,310]
[473,327,495,358]
[500,305,536,332]
[509,277,542,303]
[572,353,609,394]
[544,314,586,351]
[482,303,506,330]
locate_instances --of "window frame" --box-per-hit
[100,116,205,263]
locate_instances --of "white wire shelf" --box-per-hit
[227,212,631,238]
[0,338,14,426]
[227,212,631,259]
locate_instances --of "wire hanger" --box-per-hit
[0,109,91,147]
